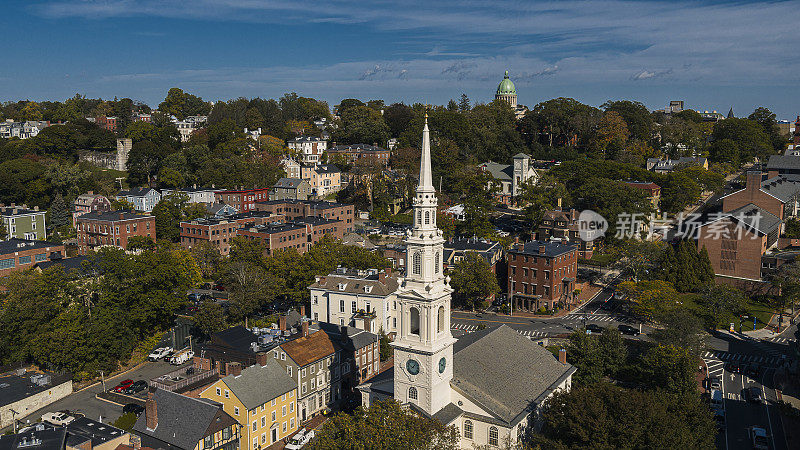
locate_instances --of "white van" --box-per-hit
[710,389,724,410]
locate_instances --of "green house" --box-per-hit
[1,205,47,240]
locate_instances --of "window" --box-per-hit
[216,387,221,396]
[302,383,307,394]
[412,251,421,275]
[290,401,294,412]
[410,307,420,335]
[234,406,239,416]
[224,390,230,398]
[282,405,287,417]
[252,421,257,432]
[282,422,287,433]
[424,211,430,224]
[17,255,30,265]
[464,420,473,439]
[339,300,345,312]
[271,398,276,406]
[34,253,47,262]
[0,259,15,270]
[351,300,357,313]
[435,252,440,273]
[281,353,286,361]
[261,417,266,428]
[290,418,295,429]
[302,368,307,377]
[287,366,292,377]
[489,426,498,446]
[271,411,276,422]
[408,386,418,400]
[438,306,445,332]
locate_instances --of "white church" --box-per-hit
[358,113,576,448]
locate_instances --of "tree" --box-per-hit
[336,105,390,145]
[533,383,716,449]
[111,412,138,431]
[597,328,626,377]
[152,192,189,243]
[191,240,222,279]
[449,252,500,311]
[312,399,460,450]
[709,138,741,165]
[518,174,570,226]
[642,344,697,394]
[616,280,680,321]
[379,328,391,362]
[592,111,630,157]
[651,308,705,357]
[700,284,747,328]
[712,118,772,162]
[748,107,786,152]
[383,103,416,138]
[601,100,653,142]
[0,221,6,240]
[458,94,471,112]
[49,192,71,230]
[194,298,226,336]
[158,88,209,120]
[567,330,603,384]
[225,260,271,320]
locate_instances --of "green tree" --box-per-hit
[449,252,500,311]
[598,328,627,377]
[712,118,773,162]
[642,344,697,394]
[49,192,71,230]
[191,240,222,279]
[700,284,747,328]
[194,298,226,337]
[311,399,459,450]
[518,174,570,226]
[158,88,210,120]
[617,280,680,321]
[379,328,391,362]
[111,412,138,431]
[567,330,603,384]
[152,192,190,242]
[652,308,705,357]
[601,100,654,142]
[336,105,390,145]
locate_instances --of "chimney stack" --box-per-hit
[300,305,306,318]
[227,361,242,377]
[558,348,567,365]
[145,387,158,430]
[119,212,125,220]
[255,352,268,367]
[302,320,309,337]
[279,315,287,331]
[340,326,349,343]
[539,244,546,255]
[746,170,763,190]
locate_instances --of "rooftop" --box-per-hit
[65,417,127,448]
[0,371,71,408]
[767,154,800,171]
[759,175,800,202]
[118,187,158,197]
[76,210,151,222]
[0,205,44,216]
[0,239,62,256]
[280,328,337,367]
[215,359,297,410]
[329,144,386,152]
[310,269,399,297]
[510,240,577,258]
[273,178,308,189]
[311,322,378,352]
[0,426,67,450]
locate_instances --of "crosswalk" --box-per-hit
[702,350,783,367]
[450,323,549,338]
[706,358,725,378]
[562,313,621,323]
[765,336,795,344]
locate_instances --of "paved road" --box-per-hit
[3,360,181,432]
[705,330,794,450]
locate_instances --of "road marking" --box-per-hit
[452,317,532,325]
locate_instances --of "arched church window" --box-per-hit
[417,210,421,225]
[410,307,420,335]
[409,386,418,401]
[463,420,473,439]
[435,251,440,273]
[438,306,445,333]
[413,252,421,275]
[425,211,430,224]
[489,426,498,446]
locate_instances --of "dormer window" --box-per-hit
[338,283,347,291]
[364,285,373,293]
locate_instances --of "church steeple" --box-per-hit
[418,112,434,192]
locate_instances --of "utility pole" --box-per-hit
[100,371,105,392]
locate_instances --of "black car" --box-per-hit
[743,386,763,404]
[618,324,640,336]
[122,403,145,415]
[124,380,147,395]
[585,324,605,334]
[746,364,761,379]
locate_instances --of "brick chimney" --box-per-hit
[302,320,309,337]
[300,305,306,318]
[539,244,546,255]
[279,315,287,331]
[145,387,158,430]
[746,170,763,190]
[340,325,349,343]
[256,352,268,366]
[119,212,125,220]
[227,361,242,377]
[558,348,567,365]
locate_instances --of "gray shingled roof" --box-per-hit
[309,273,399,296]
[218,359,297,410]
[133,389,225,450]
[452,325,575,425]
[118,187,158,197]
[721,204,781,236]
[479,161,513,181]
[0,239,61,256]
[510,240,576,258]
[760,175,800,202]
[312,322,378,351]
[273,178,305,188]
[767,155,800,171]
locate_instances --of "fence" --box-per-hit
[149,366,218,392]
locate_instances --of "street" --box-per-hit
[3,360,180,432]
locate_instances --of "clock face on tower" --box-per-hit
[439,357,447,373]
[406,359,420,375]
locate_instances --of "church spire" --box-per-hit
[418,112,434,192]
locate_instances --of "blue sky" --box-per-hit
[2,1,799,117]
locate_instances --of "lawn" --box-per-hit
[676,293,775,331]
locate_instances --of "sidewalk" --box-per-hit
[743,307,799,339]
[773,368,800,449]
[506,282,605,319]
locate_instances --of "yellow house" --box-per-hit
[201,359,298,449]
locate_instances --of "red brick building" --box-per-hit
[214,187,272,212]
[238,217,345,255]
[537,209,594,259]
[95,116,117,132]
[254,200,354,231]
[507,240,578,311]
[179,211,285,256]
[75,210,155,255]
[0,239,65,277]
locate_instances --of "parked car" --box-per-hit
[42,412,75,426]
[122,403,145,416]
[112,379,134,393]
[285,428,315,450]
[124,380,148,395]
[618,324,639,336]
[148,347,173,361]
[710,389,724,410]
[585,324,605,334]
[170,349,195,365]
[749,426,769,450]
[613,290,625,300]
[709,377,722,391]
[743,386,764,404]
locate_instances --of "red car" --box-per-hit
[112,379,134,393]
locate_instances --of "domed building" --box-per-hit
[495,70,518,108]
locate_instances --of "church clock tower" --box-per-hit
[392,112,457,416]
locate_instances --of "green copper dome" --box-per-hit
[496,70,516,95]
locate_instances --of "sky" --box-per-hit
[2,0,799,118]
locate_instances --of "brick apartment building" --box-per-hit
[0,239,65,277]
[237,217,345,255]
[698,170,800,290]
[73,191,111,225]
[537,209,594,259]
[75,210,155,255]
[327,144,390,165]
[255,200,355,230]
[95,116,117,132]
[180,211,285,255]
[214,187,272,212]
[507,240,578,311]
